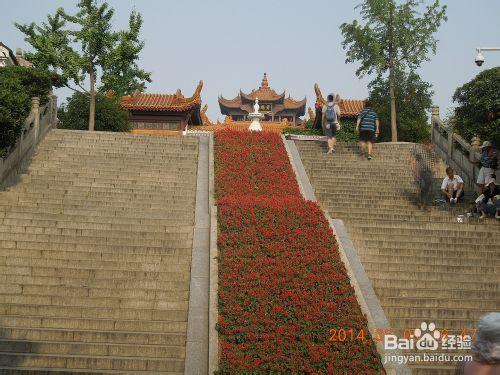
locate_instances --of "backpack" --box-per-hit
[325,104,337,123]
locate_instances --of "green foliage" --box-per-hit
[453,67,500,148]
[369,71,432,143]
[16,0,151,96]
[340,0,447,78]
[16,0,151,130]
[0,66,56,154]
[340,0,447,140]
[59,92,131,132]
[337,118,359,142]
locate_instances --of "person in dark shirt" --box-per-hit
[356,100,379,160]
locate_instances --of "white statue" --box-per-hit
[253,98,260,113]
[248,98,263,132]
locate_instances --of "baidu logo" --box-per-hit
[414,322,441,350]
[384,322,441,351]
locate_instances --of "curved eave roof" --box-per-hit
[122,81,203,112]
[240,88,286,102]
[284,97,307,110]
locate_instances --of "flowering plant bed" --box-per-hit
[215,130,383,373]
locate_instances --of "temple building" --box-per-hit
[121,81,204,131]
[218,73,306,125]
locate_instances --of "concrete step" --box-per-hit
[0,352,184,372]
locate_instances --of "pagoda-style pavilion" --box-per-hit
[121,81,204,131]
[218,73,306,126]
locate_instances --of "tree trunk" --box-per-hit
[389,66,398,142]
[388,0,398,142]
[88,66,96,131]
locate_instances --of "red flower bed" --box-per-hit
[215,130,383,374]
[215,130,300,199]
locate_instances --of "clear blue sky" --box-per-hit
[2,0,500,122]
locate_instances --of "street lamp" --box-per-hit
[475,47,500,66]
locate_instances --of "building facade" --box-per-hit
[218,73,306,126]
[121,81,204,131]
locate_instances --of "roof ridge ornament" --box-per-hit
[260,72,269,89]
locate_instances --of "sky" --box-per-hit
[2,0,500,122]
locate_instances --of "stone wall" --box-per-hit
[431,105,482,190]
[0,94,58,188]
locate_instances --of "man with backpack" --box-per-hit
[321,94,341,154]
[356,100,380,160]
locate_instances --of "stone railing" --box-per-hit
[431,106,481,190]
[0,94,58,187]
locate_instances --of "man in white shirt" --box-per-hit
[441,167,464,204]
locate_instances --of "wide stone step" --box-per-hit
[0,275,189,292]
[0,339,185,359]
[0,315,187,333]
[375,287,500,300]
[0,302,188,321]
[0,248,191,265]
[0,239,191,254]
[0,326,185,346]
[380,296,498,310]
[361,253,497,266]
[0,225,193,239]
[0,352,184,372]
[370,277,498,291]
[359,245,499,259]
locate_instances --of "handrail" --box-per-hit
[430,105,482,191]
[1,94,58,187]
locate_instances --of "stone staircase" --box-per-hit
[0,129,199,373]
[296,141,500,375]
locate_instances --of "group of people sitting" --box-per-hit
[441,141,499,219]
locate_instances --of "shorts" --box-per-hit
[444,189,465,202]
[360,130,376,143]
[324,122,338,138]
[477,167,497,184]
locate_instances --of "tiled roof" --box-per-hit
[313,83,365,117]
[284,97,307,110]
[219,73,306,115]
[239,72,286,101]
[122,81,203,112]
[340,99,365,117]
[240,88,285,102]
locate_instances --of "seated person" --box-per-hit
[441,167,464,204]
[476,176,500,219]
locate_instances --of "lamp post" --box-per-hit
[474,47,500,66]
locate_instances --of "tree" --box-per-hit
[453,67,500,147]
[0,66,58,155]
[369,70,433,143]
[16,0,151,131]
[59,92,131,132]
[340,0,447,141]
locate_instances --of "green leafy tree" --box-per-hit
[453,67,500,147]
[369,70,433,143]
[340,0,447,141]
[0,66,58,154]
[59,92,131,132]
[16,0,151,131]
